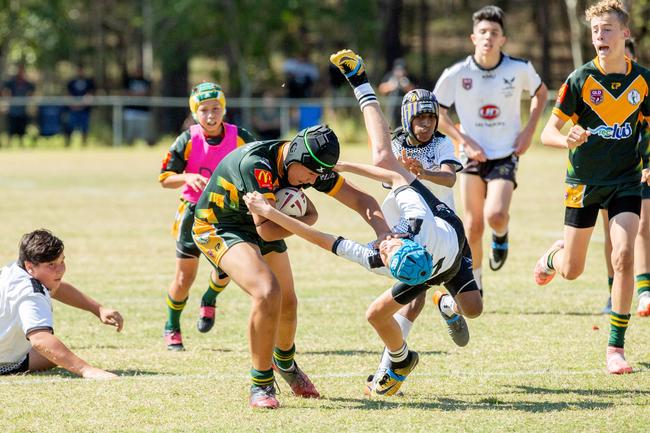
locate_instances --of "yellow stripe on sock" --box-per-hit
[251,376,274,386]
[610,317,629,327]
[273,353,294,362]
[636,280,650,288]
[166,297,187,310]
[208,279,227,292]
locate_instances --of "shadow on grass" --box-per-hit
[321,395,612,412]
[303,349,447,357]
[512,384,650,397]
[29,368,165,378]
[488,310,601,317]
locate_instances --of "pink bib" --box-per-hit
[181,122,237,203]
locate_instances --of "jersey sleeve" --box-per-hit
[641,71,650,123]
[240,157,279,200]
[334,239,392,277]
[553,72,581,123]
[393,186,428,220]
[237,126,257,146]
[310,172,344,196]
[522,61,543,95]
[434,136,462,171]
[17,293,53,337]
[433,66,456,108]
[159,130,192,181]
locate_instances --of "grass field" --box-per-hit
[1,141,649,433]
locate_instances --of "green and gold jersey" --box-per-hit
[553,57,650,185]
[195,140,344,233]
[159,126,255,181]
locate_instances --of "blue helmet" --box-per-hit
[401,89,439,143]
[388,239,433,285]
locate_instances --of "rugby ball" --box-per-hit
[275,187,307,217]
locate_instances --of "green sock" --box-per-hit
[251,368,274,387]
[165,295,187,331]
[635,273,650,297]
[608,311,631,348]
[201,276,227,306]
[547,249,559,270]
[607,276,613,294]
[273,344,296,371]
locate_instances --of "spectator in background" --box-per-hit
[2,64,35,147]
[251,90,282,140]
[283,51,319,98]
[123,67,154,146]
[379,59,415,129]
[65,65,96,146]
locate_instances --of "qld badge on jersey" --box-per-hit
[590,89,604,105]
[462,78,472,90]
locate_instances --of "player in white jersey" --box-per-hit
[0,229,123,378]
[244,49,483,397]
[433,5,548,288]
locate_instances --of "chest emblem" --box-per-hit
[590,89,604,105]
[462,78,472,90]
[628,89,641,105]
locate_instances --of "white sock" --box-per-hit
[353,83,378,110]
[379,314,413,370]
[388,342,408,364]
[439,294,457,317]
[493,229,508,238]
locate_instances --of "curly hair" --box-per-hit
[585,0,629,26]
[18,229,64,267]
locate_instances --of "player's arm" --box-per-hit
[419,162,457,187]
[252,193,319,242]
[51,282,123,331]
[245,192,336,250]
[27,330,116,379]
[159,132,208,191]
[514,82,549,156]
[540,113,589,149]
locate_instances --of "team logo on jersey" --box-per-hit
[254,169,274,189]
[611,82,621,90]
[590,89,604,105]
[503,77,515,89]
[588,122,633,140]
[462,78,472,90]
[479,105,500,120]
[556,83,568,104]
[628,89,641,105]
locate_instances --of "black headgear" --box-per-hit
[284,125,340,174]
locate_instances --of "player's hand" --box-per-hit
[243,191,272,216]
[566,125,590,149]
[462,136,487,162]
[99,307,123,332]
[513,127,535,156]
[399,149,424,177]
[642,168,650,185]
[82,366,118,380]
[185,173,208,192]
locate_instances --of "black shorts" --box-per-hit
[564,182,642,228]
[462,153,519,188]
[0,355,29,375]
[8,114,29,136]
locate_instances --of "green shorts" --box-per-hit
[564,181,642,228]
[192,219,287,269]
[172,199,201,258]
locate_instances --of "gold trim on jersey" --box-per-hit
[582,74,647,125]
[552,107,579,125]
[326,175,345,197]
[564,183,586,208]
[192,219,228,266]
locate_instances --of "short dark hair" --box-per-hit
[625,38,636,57]
[473,5,505,33]
[18,229,64,267]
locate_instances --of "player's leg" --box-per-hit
[164,257,198,351]
[263,250,319,398]
[635,198,650,316]
[26,348,56,371]
[460,173,486,289]
[606,208,639,374]
[485,178,514,271]
[365,289,419,396]
[196,268,230,333]
[601,209,614,314]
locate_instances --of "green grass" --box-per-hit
[1,141,649,433]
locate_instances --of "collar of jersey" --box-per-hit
[276,142,287,178]
[593,56,631,76]
[470,52,504,72]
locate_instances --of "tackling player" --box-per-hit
[159,83,255,351]
[536,0,650,374]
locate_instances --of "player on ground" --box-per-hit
[368,89,466,387]
[192,124,390,408]
[433,5,548,289]
[159,83,255,350]
[599,39,650,316]
[245,49,483,397]
[536,0,650,374]
[0,229,123,378]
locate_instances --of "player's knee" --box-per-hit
[365,304,389,327]
[486,210,508,229]
[174,271,197,291]
[252,282,282,311]
[612,246,634,273]
[280,289,298,316]
[560,263,584,280]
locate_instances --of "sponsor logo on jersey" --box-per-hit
[628,89,641,105]
[556,83,568,104]
[462,78,472,90]
[611,82,621,90]
[590,89,604,105]
[319,172,336,181]
[479,105,500,120]
[503,77,515,89]
[587,122,633,140]
[254,169,274,189]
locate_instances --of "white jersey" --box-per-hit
[335,185,460,281]
[433,54,542,159]
[0,262,53,364]
[391,131,462,211]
